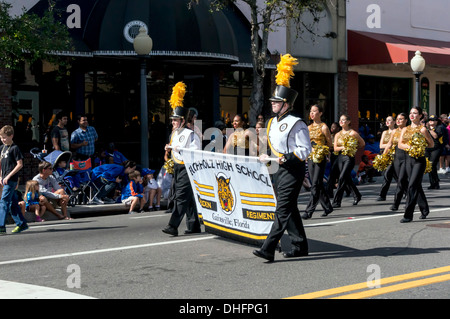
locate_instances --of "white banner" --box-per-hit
[180,149,276,245]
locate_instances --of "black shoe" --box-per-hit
[321,208,333,217]
[419,211,429,219]
[390,205,398,211]
[332,202,341,208]
[184,229,201,235]
[253,249,274,262]
[400,218,412,223]
[162,225,178,236]
[353,197,361,205]
[301,212,312,220]
[283,249,308,258]
[376,196,386,201]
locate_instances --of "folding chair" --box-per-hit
[72,158,104,205]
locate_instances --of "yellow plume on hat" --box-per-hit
[275,54,298,88]
[169,81,187,110]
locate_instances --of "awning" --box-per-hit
[348,30,450,67]
[29,0,274,68]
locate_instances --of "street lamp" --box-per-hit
[133,27,153,168]
[410,50,426,108]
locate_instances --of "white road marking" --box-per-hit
[0,235,217,266]
[0,280,95,299]
[306,207,450,227]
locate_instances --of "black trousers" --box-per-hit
[333,155,361,205]
[379,162,397,199]
[261,161,308,255]
[392,148,408,209]
[168,163,201,232]
[426,148,441,188]
[305,159,333,215]
[326,153,339,197]
[404,155,429,219]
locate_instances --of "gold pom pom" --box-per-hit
[424,158,432,174]
[407,132,427,159]
[275,54,298,87]
[373,149,394,172]
[308,144,330,163]
[163,158,174,175]
[341,135,358,157]
[169,82,187,110]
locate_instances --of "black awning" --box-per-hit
[29,0,270,66]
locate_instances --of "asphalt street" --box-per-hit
[1,175,450,302]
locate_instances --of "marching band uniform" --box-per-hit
[378,129,397,200]
[332,130,362,207]
[390,128,408,211]
[303,122,333,218]
[425,115,444,189]
[402,125,429,222]
[253,84,312,262]
[162,85,202,236]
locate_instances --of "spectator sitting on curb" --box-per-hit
[357,154,376,184]
[142,168,162,211]
[121,170,145,214]
[33,161,71,220]
[91,160,136,204]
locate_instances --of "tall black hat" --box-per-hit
[269,54,299,106]
[169,82,187,119]
[170,106,187,119]
[269,85,298,106]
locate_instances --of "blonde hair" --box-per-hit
[24,180,39,201]
[0,125,14,136]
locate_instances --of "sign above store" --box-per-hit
[123,20,148,44]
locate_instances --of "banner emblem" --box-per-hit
[216,173,235,215]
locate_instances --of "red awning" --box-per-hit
[348,30,450,67]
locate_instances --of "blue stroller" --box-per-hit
[30,148,81,207]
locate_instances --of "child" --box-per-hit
[0,125,29,234]
[121,170,145,214]
[56,160,80,191]
[24,180,46,222]
[142,168,162,211]
[358,154,376,184]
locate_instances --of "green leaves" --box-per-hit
[0,1,72,70]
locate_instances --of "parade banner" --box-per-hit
[180,149,276,245]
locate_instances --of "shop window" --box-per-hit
[359,75,411,140]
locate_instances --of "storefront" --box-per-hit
[10,0,279,167]
[348,30,450,136]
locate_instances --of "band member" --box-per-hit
[382,113,408,211]
[332,115,365,208]
[398,107,433,223]
[425,115,444,189]
[162,82,202,236]
[253,54,312,262]
[377,116,397,201]
[302,104,333,219]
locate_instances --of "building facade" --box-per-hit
[347,0,450,136]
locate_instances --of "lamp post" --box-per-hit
[410,50,426,108]
[133,27,153,168]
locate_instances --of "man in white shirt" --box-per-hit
[33,161,71,220]
[162,84,202,236]
[254,85,312,262]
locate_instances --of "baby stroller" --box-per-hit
[30,148,80,207]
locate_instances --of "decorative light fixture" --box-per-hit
[133,27,153,167]
[410,51,426,108]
